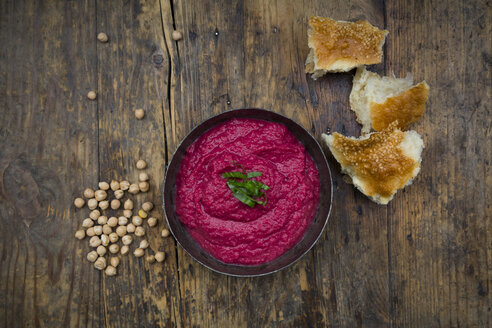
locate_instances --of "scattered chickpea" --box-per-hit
[100,234,109,246]
[136,159,147,170]
[75,230,86,240]
[89,236,101,248]
[96,245,107,256]
[123,209,132,218]
[95,190,107,201]
[172,30,182,41]
[98,215,108,225]
[110,180,120,191]
[87,251,98,262]
[142,202,153,212]
[94,257,107,270]
[102,224,112,235]
[118,216,128,226]
[74,198,85,208]
[120,180,130,191]
[97,32,109,43]
[139,181,150,192]
[86,227,96,237]
[109,244,120,254]
[111,199,121,210]
[139,240,149,249]
[98,200,109,210]
[93,225,103,235]
[122,235,133,246]
[87,91,97,100]
[98,182,110,191]
[83,188,95,199]
[114,189,124,199]
[155,251,165,263]
[89,209,101,220]
[82,218,94,228]
[126,223,136,233]
[161,229,170,238]
[135,108,145,120]
[120,245,130,255]
[134,248,144,257]
[88,198,98,210]
[139,172,149,182]
[105,265,117,276]
[138,209,148,219]
[124,199,134,210]
[109,232,119,243]
[128,184,139,194]
[107,216,118,227]
[146,255,155,263]
[147,217,157,227]
[110,257,120,267]
[135,226,146,237]
[116,225,127,237]
[132,216,143,226]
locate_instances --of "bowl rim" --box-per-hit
[163,108,333,277]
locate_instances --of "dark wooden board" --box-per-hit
[0,0,490,327]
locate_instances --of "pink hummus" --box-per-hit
[176,118,320,265]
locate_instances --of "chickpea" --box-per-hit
[107,216,118,227]
[132,216,143,226]
[100,234,109,246]
[126,223,136,233]
[155,252,165,262]
[110,180,120,191]
[161,229,170,238]
[147,217,157,227]
[102,224,112,235]
[139,181,149,192]
[128,184,139,194]
[124,199,134,210]
[98,215,108,225]
[97,32,108,43]
[120,180,130,191]
[142,202,153,212]
[123,209,132,218]
[172,30,182,41]
[114,189,124,199]
[135,226,145,237]
[111,199,121,210]
[139,172,149,182]
[88,198,98,210]
[74,198,85,208]
[120,245,130,255]
[109,232,119,243]
[105,265,117,276]
[138,210,148,219]
[89,209,101,220]
[82,218,94,228]
[75,230,85,240]
[98,200,109,210]
[86,227,96,237]
[94,257,107,270]
[118,216,128,226]
[122,235,133,246]
[89,236,101,248]
[93,225,103,235]
[110,257,120,267]
[139,239,149,249]
[87,91,97,100]
[83,188,95,199]
[95,190,107,201]
[116,225,127,237]
[134,248,144,257]
[98,182,109,191]
[87,251,98,262]
[135,108,145,120]
[136,159,147,170]
[109,244,120,254]
[96,245,107,256]
[146,255,155,263]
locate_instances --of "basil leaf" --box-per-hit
[246,171,262,178]
[222,171,247,179]
[232,189,256,208]
[222,164,270,208]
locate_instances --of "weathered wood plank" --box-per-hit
[384,1,491,327]
[0,0,102,327]
[165,0,390,326]
[95,0,178,327]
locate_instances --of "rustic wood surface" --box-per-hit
[0,0,490,327]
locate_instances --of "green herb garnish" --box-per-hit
[222,163,269,208]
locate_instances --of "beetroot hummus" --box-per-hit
[176,118,320,265]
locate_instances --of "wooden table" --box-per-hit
[1,0,490,327]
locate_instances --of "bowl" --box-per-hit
[163,108,332,277]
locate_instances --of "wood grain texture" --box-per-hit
[0,0,490,327]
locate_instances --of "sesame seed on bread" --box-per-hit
[305,16,388,79]
[350,67,430,134]
[322,122,424,204]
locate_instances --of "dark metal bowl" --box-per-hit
[163,108,332,277]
